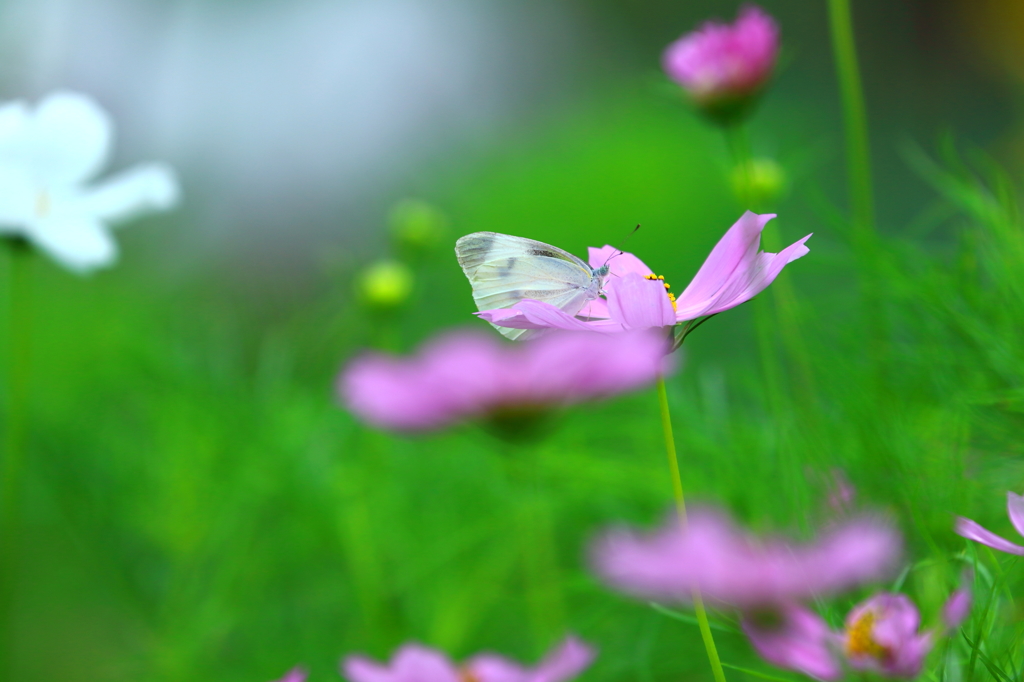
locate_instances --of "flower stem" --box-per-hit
[827,0,875,245]
[503,445,565,655]
[827,0,886,374]
[656,376,727,682]
[724,124,754,208]
[519,491,564,653]
[1,238,31,676]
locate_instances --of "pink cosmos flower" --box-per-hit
[339,328,671,432]
[663,5,779,121]
[745,591,971,680]
[842,593,933,678]
[955,491,1024,555]
[477,212,809,338]
[342,636,594,682]
[591,507,901,610]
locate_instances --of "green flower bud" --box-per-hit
[389,199,448,253]
[358,260,413,309]
[730,157,787,209]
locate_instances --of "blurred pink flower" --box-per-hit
[743,605,843,681]
[342,636,594,682]
[272,668,307,682]
[842,593,932,678]
[477,212,809,336]
[942,588,972,630]
[591,507,900,609]
[955,491,1024,555]
[663,5,779,121]
[745,590,970,680]
[339,329,671,431]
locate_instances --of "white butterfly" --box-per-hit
[455,231,610,340]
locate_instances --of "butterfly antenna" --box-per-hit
[603,224,641,266]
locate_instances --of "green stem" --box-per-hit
[1,238,31,677]
[722,126,802,507]
[519,492,565,653]
[827,0,875,245]
[503,445,565,655]
[724,124,754,209]
[656,376,727,682]
[827,0,886,375]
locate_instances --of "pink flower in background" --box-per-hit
[842,594,933,678]
[663,5,778,120]
[743,605,843,681]
[942,589,972,630]
[271,668,307,682]
[592,507,900,609]
[339,329,671,431]
[478,212,809,336]
[745,591,970,680]
[342,636,594,682]
[955,491,1024,555]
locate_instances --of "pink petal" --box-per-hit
[743,606,842,681]
[478,300,625,333]
[955,517,1024,555]
[475,306,555,331]
[588,245,653,278]
[605,273,677,330]
[676,211,772,307]
[856,594,920,646]
[464,637,594,682]
[578,296,610,319]
[708,236,810,311]
[942,589,972,630]
[592,509,899,609]
[343,656,396,682]
[886,633,932,678]
[529,636,595,682]
[1007,492,1024,538]
[675,233,810,320]
[342,645,462,682]
[464,655,530,682]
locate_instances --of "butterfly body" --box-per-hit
[456,231,609,340]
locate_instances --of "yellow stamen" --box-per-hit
[845,611,889,659]
[645,273,677,311]
[35,190,50,219]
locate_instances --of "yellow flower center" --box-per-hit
[645,273,677,311]
[459,668,481,682]
[845,610,889,660]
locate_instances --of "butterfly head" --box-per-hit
[590,262,611,297]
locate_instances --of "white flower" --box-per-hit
[0,91,179,273]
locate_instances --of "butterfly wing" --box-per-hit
[455,232,595,340]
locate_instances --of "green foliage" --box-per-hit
[5,93,1024,682]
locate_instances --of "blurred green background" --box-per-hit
[3,0,1024,680]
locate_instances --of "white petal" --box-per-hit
[28,215,117,273]
[0,91,113,186]
[0,165,38,226]
[79,163,179,223]
[0,100,30,144]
